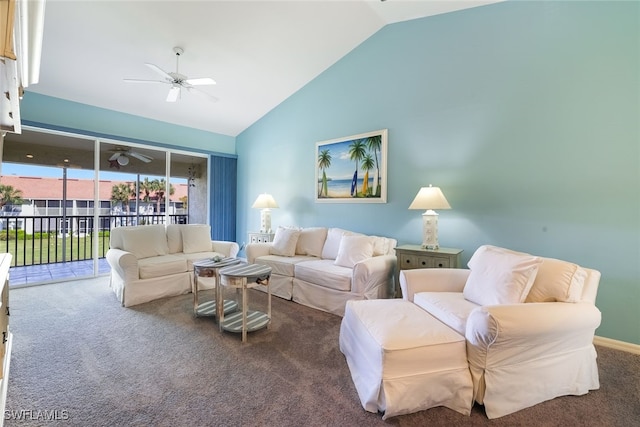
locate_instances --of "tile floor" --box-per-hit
[9,258,111,287]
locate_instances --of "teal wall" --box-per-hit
[20,92,236,155]
[236,1,640,344]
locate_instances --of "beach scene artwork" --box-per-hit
[315,129,387,203]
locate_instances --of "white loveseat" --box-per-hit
[106,224,239,307]
[246,226,397,316]
[340,244,601,419]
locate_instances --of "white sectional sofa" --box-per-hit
[340,244,602,419]
[246,226,397,316]
[106,224,239,307]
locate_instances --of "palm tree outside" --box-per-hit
[0,184,24,211]
[110,182,133,214]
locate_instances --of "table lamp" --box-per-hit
[408,185,451,249]
[252,193,279,233]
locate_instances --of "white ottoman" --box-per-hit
[339,299,473,419]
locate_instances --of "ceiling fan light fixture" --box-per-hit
[117,154,129,166]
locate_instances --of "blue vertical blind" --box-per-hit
[209,155,237,242]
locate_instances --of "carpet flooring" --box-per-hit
[3,277,639,426]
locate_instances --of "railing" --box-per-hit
[0,214,188,267]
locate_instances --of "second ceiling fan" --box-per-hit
[124,47,218,103]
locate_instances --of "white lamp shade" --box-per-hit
[117,155,129,166]
[408,185,451,211]
[252,193,279,209]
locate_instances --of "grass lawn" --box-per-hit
[0,235,109,266]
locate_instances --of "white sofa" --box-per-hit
[106,224,239,307]
[246,226,397,316]
[340,244,602,419]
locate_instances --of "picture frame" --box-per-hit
[315,129,388,203]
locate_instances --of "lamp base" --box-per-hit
[260,209,272,234]
[421,210,440,250]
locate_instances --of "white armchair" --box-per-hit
[400,245,602,419]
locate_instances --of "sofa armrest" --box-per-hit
[212,241,240,258]
[399,268,470,302]
[352,255,397,298]
[246,243,272,263]
[106,248,139,282]
[466,302,602,356]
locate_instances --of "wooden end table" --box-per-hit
[218,263,272,343]
[192,257,241,317]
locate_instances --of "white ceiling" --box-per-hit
[27,0,501,137]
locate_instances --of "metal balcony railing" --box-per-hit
[0,214,188,267]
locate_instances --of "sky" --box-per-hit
[1,163,184,183]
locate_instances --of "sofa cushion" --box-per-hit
[172,251,228,271]
[138,255,187,279]
[121,225,169,259]
[526,257,588,303]
[295,227,327,257]
[181,224,212,254]
[270,226,301,257]
[295,259,352,292]
[371,236,394,256]
[254,254,315,277]
[414,292,480,336]
[334,235,374,268]
[463,245,542,306]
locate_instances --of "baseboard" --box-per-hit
[594,335,640,355]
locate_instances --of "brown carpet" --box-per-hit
[4,277,640,426]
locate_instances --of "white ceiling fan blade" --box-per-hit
[166,85,181,102]
[145,63,174,82]
[187,86,219,103]
[184,77,216,86]
[123,78,168,84]
[129,152,152,163]
[109,152,121,161]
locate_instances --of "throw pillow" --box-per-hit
[525,257,587,303]
[321,228,362,260]
[334,235,374,268]
[295,227,328,257]
[463,245,542,306]
[269,226,301,257]
[181,224,212,254]
[122,225,169,259]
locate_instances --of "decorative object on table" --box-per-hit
[315,129,388,203]
[252,193,279,233]
[408,185,451,249]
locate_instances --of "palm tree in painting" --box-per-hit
[366,134,382,196]
[361,154,375,196]
[348,139,367,197]
[317,149,332,198]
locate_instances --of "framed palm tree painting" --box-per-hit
[315,129,388,203]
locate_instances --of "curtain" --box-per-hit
[209,155,237,242]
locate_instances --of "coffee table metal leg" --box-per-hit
[242,279,248,343]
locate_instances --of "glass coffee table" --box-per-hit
[192,257,241,317]
[218,263,272,343]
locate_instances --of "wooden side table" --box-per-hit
[395,245,463,298]
[192,257,241,317]
[218,263,272,343]
[248,232,275,243]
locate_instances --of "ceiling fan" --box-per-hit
[108,147,152,169]
[124,47,218,103]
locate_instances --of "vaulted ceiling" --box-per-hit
[26,0,501,137]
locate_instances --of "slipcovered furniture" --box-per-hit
[246,226,397,316]
[106,224,239,307]
[340,244,601,419]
